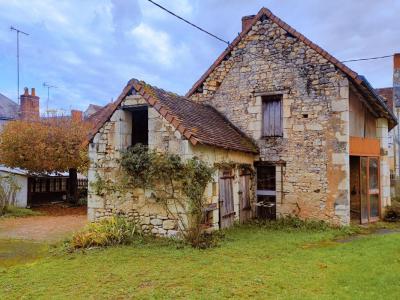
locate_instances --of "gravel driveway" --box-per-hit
[0,206,87,242]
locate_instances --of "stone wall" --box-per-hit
[190,18,350,224]
[87,94,255,235]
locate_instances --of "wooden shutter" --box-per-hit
[239,171,251,210]
[262,95,282,136]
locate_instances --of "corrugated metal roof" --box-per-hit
[0,93,19,120]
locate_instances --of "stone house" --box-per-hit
[376,53,400,194]
[87,7,397,233]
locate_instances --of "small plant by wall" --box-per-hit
[70,217,141,250]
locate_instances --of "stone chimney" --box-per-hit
[71,110,83,122]
[242,15,256,31]
[394,53,400,107]
[20,87,40,121]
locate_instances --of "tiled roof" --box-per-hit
[84,104,103,118]
[376,87,393,110]
[185,7,397,129]
[87,79,258,154]
[0,93,18,120]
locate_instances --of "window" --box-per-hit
[61,178,67,191]
[262,95,283,137]
[132,107,148,146]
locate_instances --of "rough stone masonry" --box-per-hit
[189,17,352,225]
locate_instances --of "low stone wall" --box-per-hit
[94,207,179,237]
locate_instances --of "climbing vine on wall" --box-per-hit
[95,144,215,247]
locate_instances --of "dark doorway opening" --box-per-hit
[132,107,148,146]
[256,165,276,220]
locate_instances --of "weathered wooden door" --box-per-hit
[219,169,235,228]
[239,170,252,223]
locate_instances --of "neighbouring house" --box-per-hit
[87,7,397,234]
[376,54,400,196]
[0,166,87,207]
[0,93,19,130]
[84,104,103,119]
[0,88,94,207]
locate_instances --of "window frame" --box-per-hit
[261,94,283,138]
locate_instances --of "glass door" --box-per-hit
[368,158,380,220]
[360,157,380,224]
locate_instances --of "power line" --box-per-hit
[147,2,392,65]
[146,0,229,45]
[341,55,393,63]
[10,26,29,105]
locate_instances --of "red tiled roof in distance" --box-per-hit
[376,87,393,111]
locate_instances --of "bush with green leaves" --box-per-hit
[0,174,21,216]
[70,217,141,250]
[119,144,215,248]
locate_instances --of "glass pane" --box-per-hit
[370,194,379,218]
[257,166,276,190]
[360,157,368,223]
[369,158,379,191]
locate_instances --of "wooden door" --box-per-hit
[219,169,235,228]
[239,170,252,223]
[359,156,380,224]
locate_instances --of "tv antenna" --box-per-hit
[10,26,29,105]
[42,82,57,112]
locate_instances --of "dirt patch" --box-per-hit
[336,228,400,243]
[0,210,87,242]
[33,204,86,216]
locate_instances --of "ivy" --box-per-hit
[96,144,215,247]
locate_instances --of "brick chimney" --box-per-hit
[394,53,400,107]
[20,87,40,121]
[71,110,83,122]
[242,15,256,31]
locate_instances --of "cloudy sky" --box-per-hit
[0,0,399,113]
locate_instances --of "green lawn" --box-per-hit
[0,206,42,218]
[1,225,400,299]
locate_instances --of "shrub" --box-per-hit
[384,201,400,222]
[119,145,215,249]
[2,206,42,218]
[187,231,225,249]
[250,215,333,231]
[70,217,141,250]
[0,174,21,216]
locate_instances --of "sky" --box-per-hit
[0,0,399,113]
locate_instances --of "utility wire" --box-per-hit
[146,0,392,64]
[341,54,393,63]
[146,0,229,45]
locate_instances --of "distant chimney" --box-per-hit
[242,15,256,31]
[20,87,40,121]
[71,110,83,122]
[394,53,400,107]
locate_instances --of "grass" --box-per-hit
[0,206,42,218]
[0,223,400,299]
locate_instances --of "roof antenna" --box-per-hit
[42,82,57,113]
[10,26,29,105]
